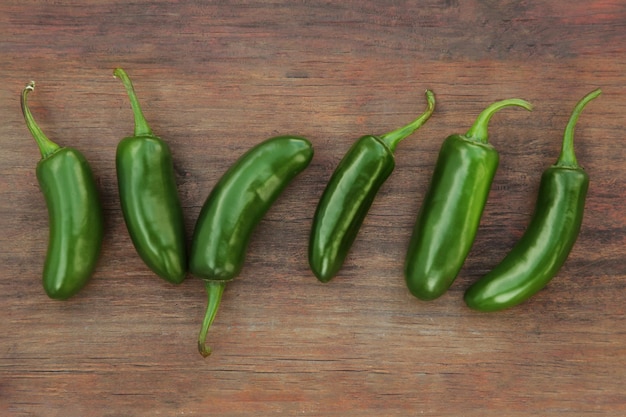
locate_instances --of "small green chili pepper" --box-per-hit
[190,136,313,357]
[404,98,533,301]
[21,81,104,300]
[309,90,435,282]
[114,68,187,284]
[464,89,601,312]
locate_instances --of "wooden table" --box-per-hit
[1,1,625,415]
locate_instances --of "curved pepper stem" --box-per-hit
[21,81,60,159]
[113,68,153,137]
[379,89,436,152]
[198,281,226,357]
[465,98,533,144]
[556,88,602,169]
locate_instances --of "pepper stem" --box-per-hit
[379,89,436,152]
[465,98,533,144]
[20,81,60,159]
[198,281,226,357]
[113,68,153,137]
[556,88,602,168]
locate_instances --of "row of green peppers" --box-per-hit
[21,69,601,357]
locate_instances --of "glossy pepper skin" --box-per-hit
[114,68,187,284]
[21,82,104,300]
[190,136,314,357]
[309,90,435,282]
[464,89,601,312]
[405,98,533,301]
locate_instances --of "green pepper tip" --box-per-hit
[113,67,124,78]
[379,88,436,152]
[21,80,61,159]
[197,281,226,358]
[465,98,533,144]
[198,341,212,358]
[424,89,435,103]
[114,67,153,137]
[556,88,602,168]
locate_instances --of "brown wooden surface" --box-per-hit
[1,1,625,415]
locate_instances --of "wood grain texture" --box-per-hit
[1,0,625,415]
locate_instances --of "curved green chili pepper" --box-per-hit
[309,90,435,282]
[190,136,313,357]
[404,98,533,301]
[21,82,104,300]
[464,89,601,312]
[114,68,187,284]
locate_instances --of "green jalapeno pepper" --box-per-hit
[464,89,601,312]
[309,90,435,282]
[404,98,533,301]
[114,68,187,284]
[190,136,313,357]
[21,82,104,300]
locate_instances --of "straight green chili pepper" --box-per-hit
[21,82,104,300]
[309,90,435,283]
[464,89,601,312]
[404,98,533,301]
[114,68,187,284]
[190,136,313,357]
